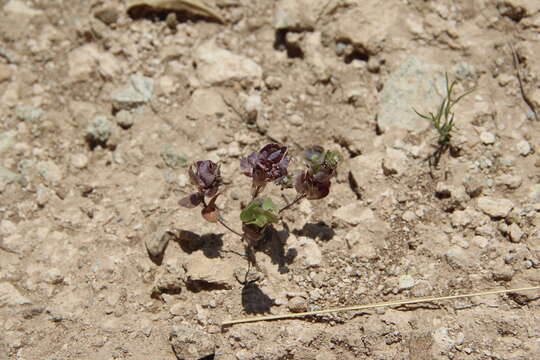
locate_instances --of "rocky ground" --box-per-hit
[1,0,540,359]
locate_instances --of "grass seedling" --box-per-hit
[414,73,473,169]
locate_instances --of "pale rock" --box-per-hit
[184,253,234,289]
[492,265,514,281]
[194,39,262,86]
[288,296,307,313]
[145,224,173,261]
[67,45,99,79]
[432,328,455,354]
[71,153,88,169]
[335,1,399,56]
[189,88,227,117]
[445,246,474,270]
[508,223,524,243]
[451,210,470,227]
[378,57,444,132]
[0,131,16,155]
[115,110,133,129]
[435,182,451,198]
[402,210,416,222]
[477,197,513,218]
[0,220,16,235]
[345,229,381,262]
[398,275,416,291]
[169,323,215,360]
[381,148,408,176]
[274,0,328,31]
[16,105,43,122]
[37,160,62,185]
[495,174,522,189]
[516,140,531,156]
[0,282,31,307]
[480,131,496,144]
[140,319,153,337]
[471,236,489,249]
[4,0,42,16]
[289,114,303,126]
[1,82,19,106]
[111,75,154,110]
[169,302,185,316]
[0,165,18,184]
[333,203,372,226]
[35,184,50,207]
[463,175,483,197]
[158,75,176,95]
[528,184,540,202]
[44,268,64,284]
[291,238,322,268]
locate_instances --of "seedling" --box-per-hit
[414,73,473,168]
[179,143,341,258]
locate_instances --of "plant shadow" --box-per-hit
[241,282,275,315]
[292,221,335,242]
[253,225,296,274]
[174,230,223,258]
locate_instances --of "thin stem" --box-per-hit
[218,218,243,237]
[279,194,306,214]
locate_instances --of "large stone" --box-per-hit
[184,253,234,290]
[335,0,400,56]
[0,283,31,307]
[477,197,513,218]
[111,75,154,110]
[194,40,262,86]
[274,0,328,31]
[169,323,215,360]
[377,57,444,133]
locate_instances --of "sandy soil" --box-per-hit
[1,0,540,359]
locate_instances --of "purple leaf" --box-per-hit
[189,160,221,197]
[179,193,203,208]
[240,143,290,185]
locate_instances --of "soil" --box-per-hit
[1,0,540,359]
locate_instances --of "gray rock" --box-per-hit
[37,160,62,185]
[86,116,111,145]
[516,140,532,156]
[0,131,16,155]
[528,184,540,203]
[0,282,31,307]
[44,268,64,284]
[145,224,173,262]
[377,57,444,133]
[445,246,474,270]
[492,265,514,282]
[16,105,43,122]
[0,165,18,184]
[194,40,262,86]
[398,275,416,291]
[477,197,513,218]
[274,0,327,31]
[169,323,215,360]
[495,174,522,189]
[161,146,187,169]
[111,75,154,110]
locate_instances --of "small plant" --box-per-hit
[414,73,473,168]
[179,143,341,256]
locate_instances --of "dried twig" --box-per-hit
[509,43,538,121]
[221,285,540,326]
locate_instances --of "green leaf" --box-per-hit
[240,198,278,228]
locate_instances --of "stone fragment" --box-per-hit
[492,265,514,282]
[398,275,416,291]
[4,0,42,16]
[288,296,307,313]
[274,0,328,31]
[528,184,540,203]
[94,6,119,25]
[16,105,43,122]
[0,283,31,307]
[290,238,322,268]
[86,116,111,146]
[377,57,443,132]
[480,131,496,144]
[0,165,18,184]
[115,110,134,129]
[170,323,215,360]
[111,75,154,110]
[508,223,524,243]
[477,197,513,218]
[188,88,228,117]
[184,253,234,290]
[516,140,532,156]
[445,246,474,270]
[194,40,262,86]
[44,268,64,284]
[381,148,408,176]
[333,203,374,226]
[145,224,173,263]
[37,160,62,185]
[495,174,522,189]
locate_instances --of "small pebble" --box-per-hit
[516,140,531,156]
[71,153,89,169]
[480,131,495,145]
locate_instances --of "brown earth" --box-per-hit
[1,0,540,359]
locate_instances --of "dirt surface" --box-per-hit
[1,0,540,359]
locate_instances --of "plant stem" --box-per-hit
[279,194,306,214]
[218,218,243,237]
